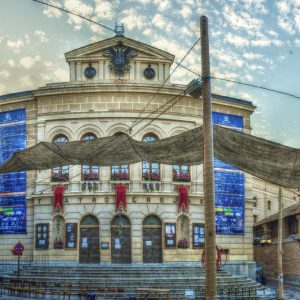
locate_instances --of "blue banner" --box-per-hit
[213,112,244,235]
[0,109,26,234]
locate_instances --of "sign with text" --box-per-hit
[0,109,26,234]
[213,112,244,235]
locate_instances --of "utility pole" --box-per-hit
[278,186,284,299]
[200,15,217,299]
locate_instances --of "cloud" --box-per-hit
[95,0,114,19]
[0,70,10,79]
[42,0,62,18]
[18,75,35,89]
[180,5,192,19]
[121,8,147,31]
[34,30,49,43]
[6,38,25,52]
[153,0,172,12]
[152,14,172,32]
[225,33,249,47]
[64,0,94,31]
[20,56,41,69]
[243,52,264,60]
[8,59,16,67]
[223,4,263,34]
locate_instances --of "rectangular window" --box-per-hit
[111,165,129,180]
[142,162,160,181]
[65,223,78,249]
[172,165,190,182]
[165,223,176,248]
[193,223,205,248]
[35,223,49,249]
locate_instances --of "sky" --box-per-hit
[0,0,300,147]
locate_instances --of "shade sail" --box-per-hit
[0,125,300,188]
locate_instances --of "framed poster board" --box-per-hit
[35,223,49,249]
[193,223,205,248]
[165,223,176,248]
[65,223,77,249]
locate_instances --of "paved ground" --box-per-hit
[1,284,300,299]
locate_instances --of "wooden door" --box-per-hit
[143,215,162,263]
[111,215,131,263]
[79,215,100,264]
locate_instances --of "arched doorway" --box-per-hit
[111,215,131,263]
[79,215,100,263]
[143,215,162,263]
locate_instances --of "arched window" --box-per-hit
[81,133,99,181]
[111,132,129,180]
[142,133,160,181]
[173,165,190,182]
[51,134,69,182]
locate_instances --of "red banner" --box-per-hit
[53,185,64,212]
[178,185,188,211]
[116,184,126,211]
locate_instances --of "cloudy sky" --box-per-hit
[0,0,300,147]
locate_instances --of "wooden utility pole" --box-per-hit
[278,186,284,299]
[200,15,217,299]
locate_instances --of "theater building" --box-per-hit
[0,32,298,277]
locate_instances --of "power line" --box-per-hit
[128,37,200,132]
[32,0,115,33]
[211,76,300,101]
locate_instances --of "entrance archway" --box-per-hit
[79,215,100,263]
[111,215,131,263]
[143,215,162,263]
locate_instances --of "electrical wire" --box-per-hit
[211,76,300,101]
[128,37,200,132]
[32,0,115,33]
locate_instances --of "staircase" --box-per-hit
[6,263,263,299]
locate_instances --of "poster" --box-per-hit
[65,223,77,249]
[165,223,176,248]
[213,112,244,235]
[193,223,205,248]
[35,223,49,249]
[0,109,27,234]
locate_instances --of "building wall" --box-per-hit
[252,178,298,222]
[254,240,300,281]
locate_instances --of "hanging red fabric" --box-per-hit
[53,185,64,212]
[178,185,189,211]
[116,184,126,211]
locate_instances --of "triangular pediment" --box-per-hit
[65,36,175,63]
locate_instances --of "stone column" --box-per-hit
[161,164,172,192]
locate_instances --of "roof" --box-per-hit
[0,91,33,101]
[212,93,255,108]
[255,202,300,226]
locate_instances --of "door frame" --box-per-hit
[142,214,163,263]
[111,214,132,264]
[79,215,100,263]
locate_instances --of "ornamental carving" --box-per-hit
[103,41,138,78]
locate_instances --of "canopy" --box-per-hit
[0,125,300,188]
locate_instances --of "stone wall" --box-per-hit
[254,240,300,280]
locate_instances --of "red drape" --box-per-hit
[116,184,126,211]
[178,185,189,211]
[53,185,64,212]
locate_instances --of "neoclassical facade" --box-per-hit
[0,34,298,277]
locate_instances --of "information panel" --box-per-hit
[0,109,26,234]
[65,223,78,249]
[213,112,244,235]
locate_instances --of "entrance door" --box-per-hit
[111,215,131,263]
[143,215,162,263]
[79,215,100,263]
